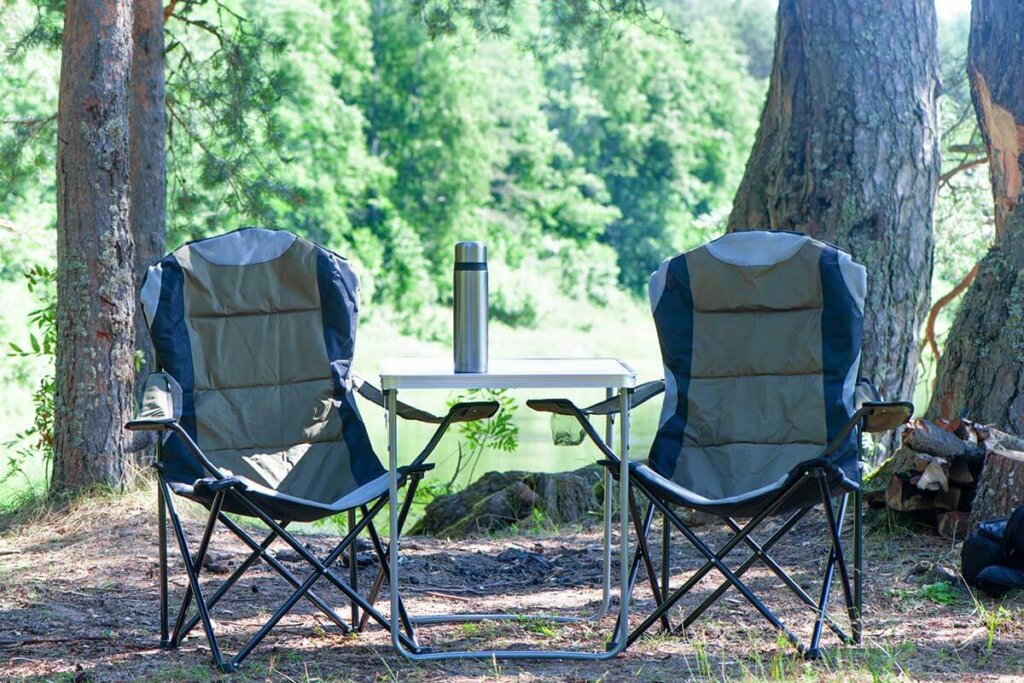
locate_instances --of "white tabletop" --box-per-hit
[379,357,637,390]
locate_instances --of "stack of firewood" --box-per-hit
[867,417,1024,540]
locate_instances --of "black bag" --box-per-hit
[962,504,1024,597]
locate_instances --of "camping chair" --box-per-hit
[528,231,913,657]
[125,228,498,672]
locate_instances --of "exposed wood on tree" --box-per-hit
[727,0,940,426]
[928,0,1024,435]
[53,0,136,492]
[969,446,1024,530]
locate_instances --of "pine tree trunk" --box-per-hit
[728,0,941,414]
[53,0,136,493]
[130,0,167,380]
[928,0,1024,434]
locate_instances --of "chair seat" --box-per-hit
[171,470,413,523]
[628,458,859,519]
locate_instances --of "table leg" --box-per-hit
[386,388,407,654]
[599,387,614,618]
[609,387,631,653]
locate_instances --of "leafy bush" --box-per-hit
[3,265,56,491]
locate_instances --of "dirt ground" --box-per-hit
[0,489,1022,682]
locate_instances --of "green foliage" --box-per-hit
[3,265,55,491]
[445,388,518,490]
[919,581,959,606]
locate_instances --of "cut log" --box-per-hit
[916,458,949,492]
[968,447,1024,532]
[933,487,962,511]
[885,474,934,512]
[948,458,975,486]
[901,419,986,463]
[937,511,970,540]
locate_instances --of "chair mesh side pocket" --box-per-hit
[551,413,585,446]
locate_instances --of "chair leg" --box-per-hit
[359,473,421,631]
[661,517,670,611]
[231,492,422,654]
[853,487,864,644]
[683,507,812,632]
[625,476,807,650]
[160,481,228,671]
[363,516,419,644]
[157,477,170,648]
[612,497,670,640]
[807,491,848,658]
[171,490,226,647]
[718,511,852,643]
[349,509,359,628]
[176,516,353,643]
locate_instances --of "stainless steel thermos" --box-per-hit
[453,241,488,373]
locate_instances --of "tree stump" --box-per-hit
[969,447,1024,531]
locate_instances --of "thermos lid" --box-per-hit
[454,241,487,264]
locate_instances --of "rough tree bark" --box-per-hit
[53,0,136,492]
[130,0,167,381]
[728,0,941,412]
[928,0,1024,434]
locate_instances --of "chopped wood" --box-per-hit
[937,511,970,540]
[886,474,934,512]
[948,458,975,486]
[902,419,986,463]
[969,446,1024,532]
[916,459,949,492]
[933,487,962,511]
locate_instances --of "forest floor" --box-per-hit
[1,488,1022,682]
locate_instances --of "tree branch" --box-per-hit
[163,0,179,22]
[938,156,989,189]
[923,263,979,373]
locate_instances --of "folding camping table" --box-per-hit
[379,357,637,660]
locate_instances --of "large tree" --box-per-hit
[928,0,1024,433]
[728,0,941,408]
[130,0,167,380]
[52,0,136,492]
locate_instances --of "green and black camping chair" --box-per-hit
[528,230,913,657]
[126,228,497,672]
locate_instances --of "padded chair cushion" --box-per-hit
[647,231,865,503]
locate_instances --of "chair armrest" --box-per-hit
[526,379,665,417]
[447,401,500,422]
[860,401,915,433]
[125,372,182,431]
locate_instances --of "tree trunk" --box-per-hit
[53,0,136,493]
[130,0,167,380]
[969,446,1024,530]
[928,0,1024,434]
[728,0,941,416]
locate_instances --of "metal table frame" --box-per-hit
[380,357,636,661]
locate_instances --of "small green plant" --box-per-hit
[978,603,1011,652]
[445,388,518,490]
[517,616,557,637]
[694,639,712,678]
[3,265,56,493]
[919,581,960,605]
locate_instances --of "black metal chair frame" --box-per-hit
[528,383,911,659]
[128,385,498,673]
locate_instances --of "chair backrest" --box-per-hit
[140,228,382,503]
[647,231,865,501]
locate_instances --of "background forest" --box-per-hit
[0,0,991,506]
